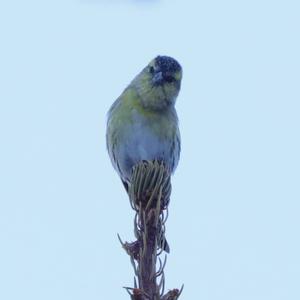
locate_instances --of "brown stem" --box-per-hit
[138,206,160,300]
[119,161,183,300]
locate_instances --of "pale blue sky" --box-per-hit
[0,0,299,299]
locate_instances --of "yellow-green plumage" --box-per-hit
[106,56,182,189]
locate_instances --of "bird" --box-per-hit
[106,55,182,192]
[106,55,182,253]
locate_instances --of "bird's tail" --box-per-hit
[160,236,170,253]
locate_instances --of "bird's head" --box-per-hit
[133,56,182,111]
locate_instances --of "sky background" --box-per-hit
[0,0,299,299]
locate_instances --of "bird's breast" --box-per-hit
[124,109,171,158]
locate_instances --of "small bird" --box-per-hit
[106,56,182,253]
[106,56,182,192]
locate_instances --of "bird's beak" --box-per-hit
[152,71,163,85]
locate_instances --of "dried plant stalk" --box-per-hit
[119,161,183,300]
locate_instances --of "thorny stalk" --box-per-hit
[119,161,183,300]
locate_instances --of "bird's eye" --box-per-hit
[164,75,175,83]
[149,66,155,74]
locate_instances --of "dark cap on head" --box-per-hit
[155,56,181,74]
